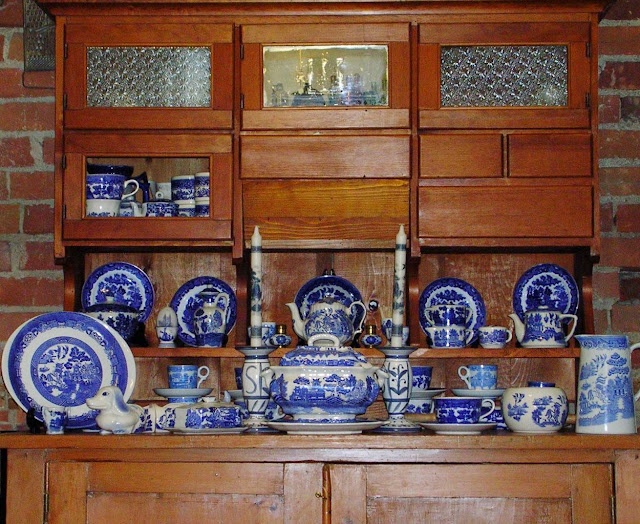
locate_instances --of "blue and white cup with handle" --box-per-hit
[478,326,512,349]
[434,396,495,424]
[425,325,472,348]
[168,364,210,389]
[458,364,498,390]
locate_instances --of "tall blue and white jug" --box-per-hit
[575,335,640,434]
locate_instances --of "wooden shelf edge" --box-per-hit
[131,346,580,358]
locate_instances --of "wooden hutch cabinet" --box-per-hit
[4,0,639,523]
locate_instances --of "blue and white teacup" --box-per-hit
[195,172,210,198]
[381,318,409,346]
[406,397,433,414]
[168,364,210,389]
[411,366,433,392]
[195,197,210,217]
[458,364,498,390]
[42,406,68,435]
[425,326,471,348]
[246,322,277,346]
[425,304,472,328]
[434,396,495,424]
[478,326,513,349]
[177,203,196,217]
[86,173,139,201]
[171,175,196,201]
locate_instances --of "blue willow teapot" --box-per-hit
[286,294,366,346]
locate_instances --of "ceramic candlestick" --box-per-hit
[250,226,263,347]
[237,346,277,432]
[391,225,407,347]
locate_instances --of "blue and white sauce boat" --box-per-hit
[261,334,387,423]
[509,306,577,348]
[286,294,366,345]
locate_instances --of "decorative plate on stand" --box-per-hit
[1,312,136,429]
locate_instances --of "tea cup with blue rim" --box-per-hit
[458,364,498,390]
[434,396,496,424]
[168,365,210,389]
[411,366,433,392]
[425,326,471,348]
[478,326,513,349]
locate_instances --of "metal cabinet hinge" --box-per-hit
[240,93,245,109]
[64,43,68,59]
[63,93,67,110]
[240,44,244,60]
[585,92,591,109]
[586,42,591,58]
[62,205,67,220]
[61,155,67,170]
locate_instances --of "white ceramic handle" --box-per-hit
[350,301,367,334]
[505,329,513,344]
[561,314,578,343]
[197,365,210,387]
[457,366,471,388]
[464,329,474,346]
[308,333,340,347]
[122,179,140,200]
[479,398,496,422]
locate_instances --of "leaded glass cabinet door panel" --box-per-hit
[64,22,233,130]
[240,23,410,130]
[418,22,591,129]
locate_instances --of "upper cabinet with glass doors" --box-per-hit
[240,23,410,129]
[418,22,591,129]
[63,22,233,130]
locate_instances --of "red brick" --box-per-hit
[7,32,22,61]
[0,102,54,132]
[0,172,8,200]
[621,97,640,123]
[599,95,620,124]
[0,242,11,272]
[42,138,55,165]
[23,241,57,271]
[600,237,640,267]
[600,62,640,90]
[10,171,54,200]
[603,0,640,20]
[600,26,640,55]
[0,277,63,307]
[620,274,640,302]
[593,270,620,301]
[611,303,640,333]
[600,167,640,197]
[0,410,9,423]
[0,35,5,57]
[617,204,640,232]
[593,309,609,333]
[0,0,24,27]
[600,202,614,233]
[599,130,640,159]
[0,69,53,98]
[0,204,20,234]
[0,137,34,167]
[23,204,54,235]
[0,312,42,342]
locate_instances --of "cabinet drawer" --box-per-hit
[420,134,502,178]
[509,133,592,177]
[241,23,410,130]
[418,185,592,238]
[241,136,410,179]
[244,179,408,245]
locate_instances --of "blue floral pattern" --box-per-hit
[86,174,126,200]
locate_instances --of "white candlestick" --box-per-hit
[250,226,263,347]
[391,224,406,347]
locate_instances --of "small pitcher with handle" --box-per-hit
[575,334,640,434]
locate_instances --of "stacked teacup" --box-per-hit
[423,304,473,348]
[456,364,507,429]
[406,366,434,414]
[153,364,212,403]
[172,175,196,217]
[85,164,139,217]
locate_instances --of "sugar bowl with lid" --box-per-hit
[262,334,387,422]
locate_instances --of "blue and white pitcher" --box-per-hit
[575,335,640,434]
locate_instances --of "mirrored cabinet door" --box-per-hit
[418,22,591,129]
[64,22,233,130]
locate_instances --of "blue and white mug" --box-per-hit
[194,172,210,198]
[434,396,495,424]
[458,364,498,390]
[171,175,196,201]
[411,366,433,391]
[42,406,68,435]
[167,364,210,389]
[478,326,512,349]
[425,326,471,348]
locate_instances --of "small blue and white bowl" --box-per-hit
[502,386,568,434]
[83,296,139,342]
[411,366,433,392]
[145,200,178,217]
[406,397,432,414]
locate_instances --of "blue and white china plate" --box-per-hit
[81,262,155,323]
[154,388,213,398]
[451,388,505,398]
[512,263,579,321]
[419,422,497,435]
[267,419,384,434]
[418,277,486,342]
[170,276,237,347]
[411,388,446,399]
[167,427,247,435]
[294,274,364,329]
[1,312,136,429]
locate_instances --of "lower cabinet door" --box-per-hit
[329,463,612,524]
[47,461,323,524]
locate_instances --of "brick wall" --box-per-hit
[596,0,640,338]
[0,0,62,430]
[0,1,638,430]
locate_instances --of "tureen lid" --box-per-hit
[83,292,138,315]
[279,334,368,367]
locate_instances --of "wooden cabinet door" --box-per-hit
[329,463,612,524]
[419,22,591,129]
[241,23,410,130]
[61,132,233,245]
[47,461,323,524]
[64,21,233,130]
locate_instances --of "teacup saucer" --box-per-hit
[410,388,446,399]
[451,388,505,398]
[419,422,497,435]
[154,388,213,399]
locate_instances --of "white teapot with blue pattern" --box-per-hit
[509,306,577,348]
[286,294,366,346]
